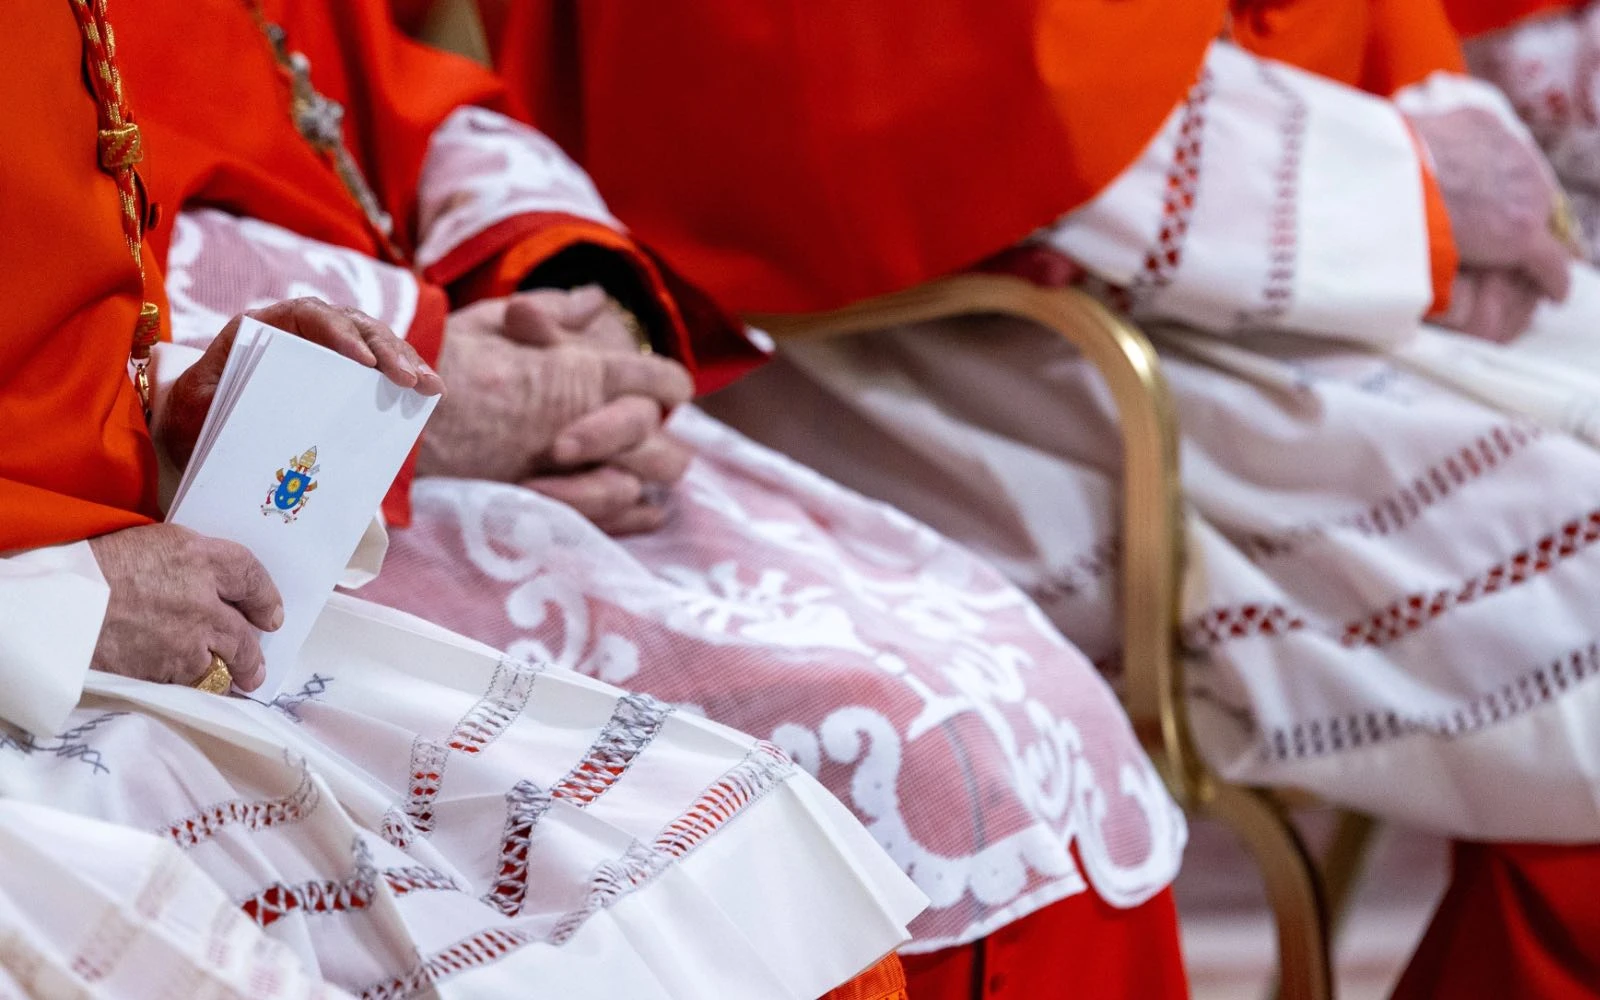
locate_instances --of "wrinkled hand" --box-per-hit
[1438,267,1545,343]
[503,287,695,533]
[162,298,444,468]
[1409,107,1575,341]
[419,294,692,532]
[87,523,283,691]
[501,284,642,354]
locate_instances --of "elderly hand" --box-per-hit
[421,291,693,535]
[161,298,445,468]
[87,523,282,691]
[505,287,695,534]
[1438,267,1545,344]
[1408,107,1575,341]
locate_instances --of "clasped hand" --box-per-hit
[419,286,694,536]
[90,299,443,691]
[1408,106,1578,343]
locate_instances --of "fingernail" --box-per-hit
[269,607,285,630]
[417,360,436,377]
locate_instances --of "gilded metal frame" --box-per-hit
[753,274,1340,1000]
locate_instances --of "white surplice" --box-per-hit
[0,590,924,999]
[706,40,1600,842]
[151,102,1186,958]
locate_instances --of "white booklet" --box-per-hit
[167,317,439,696]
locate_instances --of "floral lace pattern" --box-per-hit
[361,408,1185,951]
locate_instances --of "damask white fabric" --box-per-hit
[0,799,354,999]
[161,113,1189,952]
[0,596,923,999]
[413,106,620,272]
[167,209,423,344]
[1463,6,1600,257]
[705,40,1600,841]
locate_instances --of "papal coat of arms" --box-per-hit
[262,446,320,522]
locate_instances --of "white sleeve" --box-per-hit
[0,542,107,735]
[412,106,622,273]
[1041,40,1437,347]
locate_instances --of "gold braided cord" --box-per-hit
[67,0,161,410]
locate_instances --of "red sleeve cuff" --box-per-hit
[380,280,449,528]
[427,210,767,394]
[1405,124,1459,319]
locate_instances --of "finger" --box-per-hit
[602,353,694,408]
[164,317,243,467]
[503,291,576,348]
[1518,230,1575,303]
[212,619,268,693]
[549,396,662,466]
[251,298,377,367]
[523,467,644,523]
[593,502,669,537]
[205,539,285,631]
[335,304,440,394]
[1468,270,1539,343]
[608,432,692,486]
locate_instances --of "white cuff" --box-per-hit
[148,341,206,514]
[0,542,108,735]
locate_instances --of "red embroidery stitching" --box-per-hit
[484,693,670,917]
[1241,423,1544,559]
[1130,70,1215,300]
[359,928,539,1000]
[653,742,794,860]
[546,743,797,946]
[1192,505,1600,650]
[1185,604,1309,647]
[239,863,462,928]
[165,768,318,848]
[403,658,542,834]
[1234,61,1307,329]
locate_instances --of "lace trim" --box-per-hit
[546,742,797,946]
[483,692,671,916]
[238,839,464,928]
[1188,504,1600,650]
[359,928,539,1000]
[164,765,319,849]
[403,657,543,834]
[371,740,801,1000]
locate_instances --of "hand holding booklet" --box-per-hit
[166,317,438,697]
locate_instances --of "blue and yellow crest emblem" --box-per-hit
[262,446,320,522]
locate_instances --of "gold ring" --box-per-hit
[193,653,233,694]
[1552,191,1585,257]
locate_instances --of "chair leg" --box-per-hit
[1204,783,1334,1000]
[1320,811,1378,943]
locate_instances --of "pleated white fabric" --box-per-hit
[0,596,924,999]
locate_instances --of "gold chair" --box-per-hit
[751,274,1349,1000]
